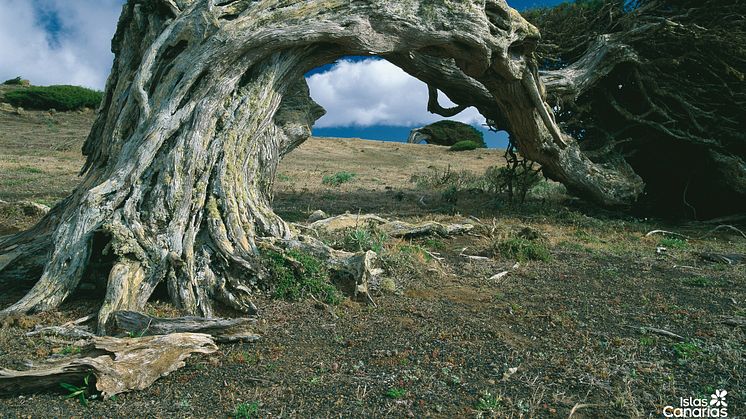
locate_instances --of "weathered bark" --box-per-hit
[0,0,644,324]
[0,333,217,398]
[112,310,259,343]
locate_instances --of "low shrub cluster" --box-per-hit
[449,140,480,151]
[3,85,103,111]
[264,249,340,305]
[322,171,356,186]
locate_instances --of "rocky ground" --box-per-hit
[0,107,744,418]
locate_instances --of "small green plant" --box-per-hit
[266,249,340,305]
[4,85,103,111]
[343,226,388,253]
[450,140,480,151]
[386,387,407,399]
[441,185,458,203]
[681,276,715,287]
[495,237,551,262]
[276,173,292,182]
[322,171,356,186]
[639,336,655,346]
[475,391,502,412]
[60,345,82,355]
[659,238,688,249]
[673,341,701,360]
[234,401,259,419]
[60,374,91,407]
[423,238,446,250]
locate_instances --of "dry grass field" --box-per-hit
[0,104,744,418]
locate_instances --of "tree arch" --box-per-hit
[0,0,643,331]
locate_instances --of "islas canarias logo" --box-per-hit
[663,389,729,418]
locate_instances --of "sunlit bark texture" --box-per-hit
[0,0,645,329]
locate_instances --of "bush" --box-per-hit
[495,237,551,262]
[420,120,486,147]
[450,140,480,151]
[322,171,356,186]
[4,85,103,111]
[3,76,28,86]
[265,249,340,305]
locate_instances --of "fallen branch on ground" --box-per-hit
[0,333,217,398]
[307,213,473,238]
[112,311,259,343]
[626,325,685,341]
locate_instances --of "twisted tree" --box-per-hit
[526,0,746,218]
[0,0,645,330]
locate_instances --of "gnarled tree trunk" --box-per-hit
[0,0,643,329]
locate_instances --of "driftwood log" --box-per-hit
[0,0,645,326]
[306,213,474,239]
[0,333,217,398]
[112,310,259,343]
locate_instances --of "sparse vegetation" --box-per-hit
[322,171,356,186]
[4,85,102,111]
[343,225,388,253]
[494,237,551,262]
[659,238,688,249]
[60,375,91,407]
[475,391,502,412]
[234,401,259,419]
[681,276,716,288]
[265,249,340,305]
[385,387,407,399]
[673,341,701,361]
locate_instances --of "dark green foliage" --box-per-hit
[4,85,103,111]
[2,76,27,86]
[495,238,551,262]
[60,374,92,407]
[449,140,480,151]
[420,120,485,148]
[322,171,356,186]
[523,0,746,218]
[234,401,259,419]
[265,249,340,305]
[343,226,388,253]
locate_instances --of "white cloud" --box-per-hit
[307,59,486,128]
[0,5,486,130]
[0,0,122,89]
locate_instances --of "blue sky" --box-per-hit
[0,0,569,148]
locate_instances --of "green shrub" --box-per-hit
[495,237,551,262]
[234,401,259,419]
[322,171,356,186]
[4,85,103,111]
[343,226,388,253]
[449,140,480,151]
[420,120,486,147]
[2,76,28,86]
[659,237,688,249]
[385,388,408,399]
[265,249,340,305]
